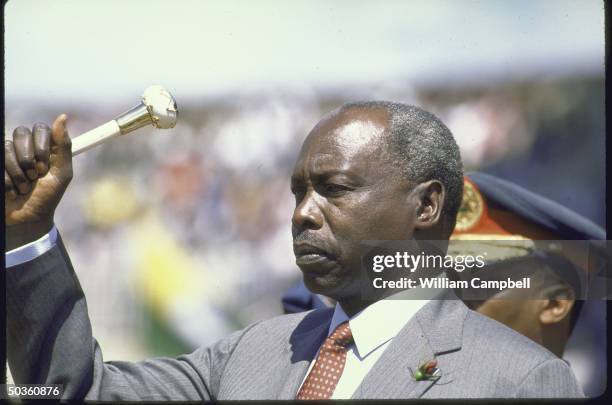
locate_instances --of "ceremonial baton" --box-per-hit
[71,85,178,155]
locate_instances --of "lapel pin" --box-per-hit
[410,358,441,382]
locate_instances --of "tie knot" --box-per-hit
[329,321,353,348]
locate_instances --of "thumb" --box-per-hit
[50,114,72,168]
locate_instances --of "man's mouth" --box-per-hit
[293,243,337,269]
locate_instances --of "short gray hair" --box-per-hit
[341,101,464,236]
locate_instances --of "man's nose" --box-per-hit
[292,191,324,231]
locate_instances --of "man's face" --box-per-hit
[469,270,573,350]
[291,108,419,301]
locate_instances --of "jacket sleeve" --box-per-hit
[514,357,585,398]
[6,233,241,400]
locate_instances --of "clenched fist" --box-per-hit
[5,114,73,251]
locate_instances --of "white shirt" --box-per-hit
[299,294,428,399]
[5,225,58,267]
[6,229,429,400]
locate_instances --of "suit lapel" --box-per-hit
[276,311,331,399]
[353,297,468,399]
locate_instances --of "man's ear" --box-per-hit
[539,284,575,325]
[412,180,445,230]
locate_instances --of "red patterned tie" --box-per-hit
[296,321,354,400]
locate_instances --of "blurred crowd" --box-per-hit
[5,75,605,394]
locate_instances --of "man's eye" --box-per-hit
[323,183,350,195]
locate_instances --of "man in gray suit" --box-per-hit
[5,102,583,399]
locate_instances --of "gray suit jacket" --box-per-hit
[6,237,584,400]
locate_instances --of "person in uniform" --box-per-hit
[451,172,605,357]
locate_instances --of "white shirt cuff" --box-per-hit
[5,225,58,267]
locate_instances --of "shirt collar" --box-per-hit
[328,293,429,360]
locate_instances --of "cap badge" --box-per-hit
[455,179,484,232]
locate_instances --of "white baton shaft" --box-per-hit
[71,85,178,156]
[72,121,122,155]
